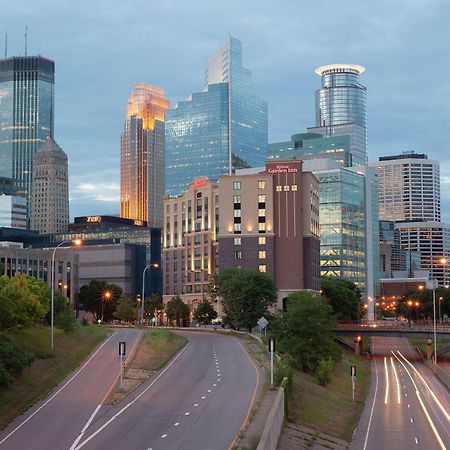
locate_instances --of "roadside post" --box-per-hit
[351,365,356,401]
[269,337,276,388]
[119,341,126,392]
[257,316,268,341]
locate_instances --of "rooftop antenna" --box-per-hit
[24,25,28,56]
[4,30,7,58]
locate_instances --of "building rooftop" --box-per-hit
[315,64,366,76]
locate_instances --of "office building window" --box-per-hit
[292,184,298,191]
[258,264,266,273]
[258,194,266,203]
[258,236,266,245]
[234,209,241,218]
[276,185,282,192]
[258,180,266,189]
[283,185,290,191]
[258,223,266,232]
[234,237,242,245]
[258,250,266,259]
[234,223,242,233]
[234,251,242,260]
[258,209,266,217]
[233,181,241,190]
[233,195,241,204]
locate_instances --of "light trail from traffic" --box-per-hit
[390,356,401,404]
[392,351,446,450]
[384,357,390,405]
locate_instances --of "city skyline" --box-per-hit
[2,0,449,219]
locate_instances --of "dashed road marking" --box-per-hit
[161,434,167,438]
[185,412,190,416]
[415,438,419,445]
[194,403,198,407]
[213,384,217,386]
[201,396,206,399]
[410,418,414,423]
[174,422,179,426]
[208,389,211,392]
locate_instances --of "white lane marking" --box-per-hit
[392,352,446,450]
[397,351,450,422]
[415,437,419,445]
[201,396,206,399]
[69,404,102,450]
[0,331,117,447]
[207,389,211,393]
[194,403,198,407]
[390,357,401,404]
[384,357,390,405]
[217,379,221,382]
[213,384,217,386]
[405,393,408,397]
[161,434,167,438]
[410,418,414,423]
[185,412,190,416]
[362,346,379,450]
[174,422,179,426]
[408,404,411,408]
[74,342,190,450]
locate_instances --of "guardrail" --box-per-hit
[334,323,450,333]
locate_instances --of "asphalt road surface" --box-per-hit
[351,336,450,450]
[0,330,261,450]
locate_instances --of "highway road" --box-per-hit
[0,328,143,450]
[0,330,261,450]
[351,336,450,450]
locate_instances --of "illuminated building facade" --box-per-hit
[308,64,367,166]
[31,138,69,234]
[0,56,55,222]
[218,159,320,308]
[162,178,219,308]
[120,83,169,227]
[165,36,268,197]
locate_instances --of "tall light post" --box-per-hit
[51,239,82,352]
[423,256,447,364]
[141,263,159,323]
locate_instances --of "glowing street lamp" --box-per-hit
[51,239,82,352]
[101,290,112,322]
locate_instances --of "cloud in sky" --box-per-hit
[1,0,450,219]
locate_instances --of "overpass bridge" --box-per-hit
[333,322,450,339]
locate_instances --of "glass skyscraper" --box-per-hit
[120,84,169,227]
[308,64,367,166]
[165,36,268,197]
[0,56,55,221]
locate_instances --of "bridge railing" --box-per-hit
[335,322,450,333]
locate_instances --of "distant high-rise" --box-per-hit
[120,84,169,227]
[371,152,440,222]
[30,138,69,234]
[308,64,367,166]
[0,56,55,221]
[165,36,268,197]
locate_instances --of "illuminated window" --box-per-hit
[233,181,241,190]
[291,185,298,191]
[276,186,282,192]
[234,223,242,233]
[258,237,266,245]
[234,251,242,260]
[258,194,266,203]
[283,185,290,191]
[233,195,241,204]
[258,251,266,259]
[258,180,266,189]
[234,237,241,245]
[258,209,266,217]
[258,223,266,232]
[234,209,241,218]
[258,264,266,273]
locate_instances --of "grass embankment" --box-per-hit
[108,329,187,403]
[131,329,187,371]
[0,325,109,430]
[289,350,371,442]
[407,337,450,355]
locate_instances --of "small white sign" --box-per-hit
[257,317,269,329]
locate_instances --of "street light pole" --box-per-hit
[51,239,82,352]
[432,284,437,364]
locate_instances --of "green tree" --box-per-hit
[114,296,137,322]
[193,298,217,325]
[166,294,190,326]
[271,291,341,371]
[0,274,48,330]
[320,277,362,321]
[217,268,277,332]
[144,293,164,321]
[78,280,122,321]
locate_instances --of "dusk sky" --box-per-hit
[2,0,450,220]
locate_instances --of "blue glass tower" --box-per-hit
[308,64,367,166]
[0,56,55,221]
[165,36,268,197]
